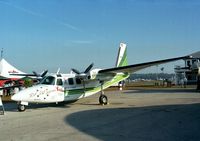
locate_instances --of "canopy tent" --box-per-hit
[0,58,25,79]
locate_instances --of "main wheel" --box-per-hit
[99,95,108,105]
[18,104,26,112]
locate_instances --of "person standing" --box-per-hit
[0,90,5,115]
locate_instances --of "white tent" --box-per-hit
[0,58,25,78]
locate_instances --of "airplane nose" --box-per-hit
[11,93,20,101]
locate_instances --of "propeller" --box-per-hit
[32,70,48,80]
[84,63,94,74]
[71,68,81,75]
[41,70,48,78]
[71,63,94,79]
[32,71,39,77]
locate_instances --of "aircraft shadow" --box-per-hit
[65,103,200,141]
[2,101,76,112]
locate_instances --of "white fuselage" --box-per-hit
[11,70,129,104]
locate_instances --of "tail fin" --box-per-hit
[115,43,128,67]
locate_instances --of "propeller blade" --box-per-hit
[32,71,39,77]
[84,63,94,73]
[71,68,81,74]
[41,70,48,77]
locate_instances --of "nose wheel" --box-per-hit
[18,104,26,112]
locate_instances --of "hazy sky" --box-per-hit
[0,0,199,73]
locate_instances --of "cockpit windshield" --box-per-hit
[40,76,55,85]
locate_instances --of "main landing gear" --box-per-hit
[99,81,108,105]
[99,95,108,105]
[18,104,26,112]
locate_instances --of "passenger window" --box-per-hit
[56,79,63,86]
[68,78,74,85]
[76,78,82,84]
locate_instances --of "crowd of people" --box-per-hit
[2,80,24,96]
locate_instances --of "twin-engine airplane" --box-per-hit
[11,43,193,111]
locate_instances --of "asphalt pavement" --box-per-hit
[0,88,200,141]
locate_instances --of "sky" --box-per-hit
[0,0,200,74]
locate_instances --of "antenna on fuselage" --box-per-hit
[56,68,60,74]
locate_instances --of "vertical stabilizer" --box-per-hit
[116,43,128,67]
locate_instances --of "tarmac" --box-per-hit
[0,87,200,141]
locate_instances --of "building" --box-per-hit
[174,51,200,85]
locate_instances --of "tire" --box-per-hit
[99,95,108,105]
[18,104,26,112]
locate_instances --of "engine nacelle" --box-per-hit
[89,69,101,80]
[74,69,101,81]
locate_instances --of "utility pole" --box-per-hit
[0,90,5,115]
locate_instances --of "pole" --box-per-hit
[1,48,3,59]
[0,94,5,115]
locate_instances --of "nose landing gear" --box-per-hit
[17,101,28,112]
[18,104,26,112]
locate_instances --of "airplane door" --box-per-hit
[56,78,64,90]
[55,78,64,101]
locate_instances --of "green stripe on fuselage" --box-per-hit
[64,73,129,96]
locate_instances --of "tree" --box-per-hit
[23,77,33,88]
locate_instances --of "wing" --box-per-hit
[10,70,48,79]
[10,73,36,77]
[99,56,190,74]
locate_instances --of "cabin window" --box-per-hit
[56,79,63,86]
[76,78,82,84]
[68,78,74,85]
[40,76,55,85]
